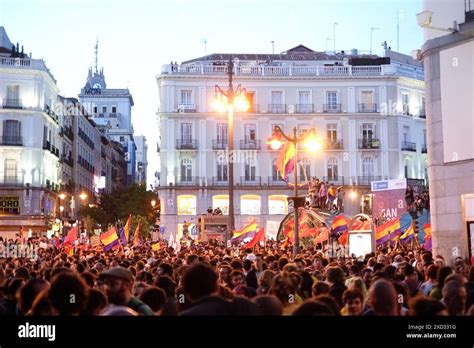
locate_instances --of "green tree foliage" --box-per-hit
[79,184,159,229]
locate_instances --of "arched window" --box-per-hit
[240,194,261,215]
[362,157,374,178]
[268,195,288,215]
[180,158,192,182]
[212,195,229,215]
[327,157,338,181]
[177,195,196,215]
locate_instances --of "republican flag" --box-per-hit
[376,218,401,245]
[275,140,295,181]
[313,228,330,244]
[232,219,258,242]
[64,226,78,246]
[133,222,140,247]
[100,227,119,252]
[242,227,265,249]
[331,214,350,236]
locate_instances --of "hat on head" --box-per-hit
[100,267,134,283]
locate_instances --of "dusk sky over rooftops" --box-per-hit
[1,0,423,185]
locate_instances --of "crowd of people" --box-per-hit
[307,178,344,213]
[0,236,472,317]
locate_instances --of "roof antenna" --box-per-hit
[94,38,99,74]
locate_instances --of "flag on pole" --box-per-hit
[100,227,119,252]
[400,225,415,240]
[232,219,258,243]
[423,223,432,251]
[275,140,295,181]
[124,215,132,241]
[242,227,265,249]
[133,222,140,247]
[331,214,350,237]
[64,226,78,246]
[375,218,401,245]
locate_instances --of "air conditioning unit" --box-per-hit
[288,104,295,114]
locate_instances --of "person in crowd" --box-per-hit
[140,287,167,316]
[363,279,399,316]
[408,296,448,316]
[341,288,364,316]
[442,280,467,316]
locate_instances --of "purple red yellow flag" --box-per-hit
[376,218,401,245]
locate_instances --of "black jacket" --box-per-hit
[245,269,258,289]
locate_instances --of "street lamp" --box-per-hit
[59,193,66,200]
[151,199,156,208]
[212,58,249,243]
[267,126,321,257]
[79,192,88,201]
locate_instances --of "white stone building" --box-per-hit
[134,135,148,186]
[420,0,474,264]
[0,27,61,237]
[156,45,427,240]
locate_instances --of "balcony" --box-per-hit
[268,104,286,114]
[357,176,382,186]
[295,104,314,113]
[323,104,342,113]
[466,0,474,21]
[401,141,416,152]
[212,139,228,150]
[61,155,74,167]
[176,104,197,113]
[211,177,229,186]
[175,139,198,150]
[240,176,262,186]
[175,176,200,186]
[402,105,412,116]
[64,126,74,141]
[324,140,344,150]
[0,136,23,146]
[422,144,427,154]
[358,103,378,113]
[358,138,380,149]
[322,176,345,186]
[240,139,261,150]
[419,108,426,119]
[268,176,287,186]
[2,98,22,109]
[44,104,59,123]
[0,176,24,187]
[51,147,60,157]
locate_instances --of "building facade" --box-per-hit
[134,135,148,186]
[156,45,427,240]
[421,0,474,264]
[78,65,137,186]
[0,27,61,238]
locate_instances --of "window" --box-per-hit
[217,124,228,143]
[271,158,280,181]
[423,129,427,145]
[327,124,337,144]
[213,195,229,215]
[361,123,375,141]
[327,157,339,180]
[3,120,21,144]
[112,106,117,113]
[244,163,256,181]
[298,91,311,112]
[120,136,125,142]
[403,126,410,142]
[361,91,374,105]
[177,195,196,215]
[241,195,261,215]
[362,157,374,178]
[93,106,98,114]
[180,158,192,182]
[181,90,192,105]
[326,91,337,109]
[271,91,282,104]
[299,158,310,180]
[102,106,107,113]
[402,93,409,115]
[269,195,288,215]
[181,123,192,143]
[4,159,17,183]
[217,163,228,181]
[420,96,425,114]
[244,124,256,142]
[6,85,20,107]
[270,91,284,113]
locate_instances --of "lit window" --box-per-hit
[241,194,261,215]
[177,195,196,215]
[268,195,288,215]
[212,195,229,215]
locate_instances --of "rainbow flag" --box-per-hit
[423,223,432,251]
[376,218,401,245]
[331,214,350,236]
[400,225,415,240]
[100,227,119,252]
[275,140,295,181]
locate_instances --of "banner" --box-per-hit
[371,179,407,223]
[90,235,101,246]
[266,220,280,240]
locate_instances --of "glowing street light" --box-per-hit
[59,206,64,212]
[151,199,157,208]
[349,190,358,200]
[267,126,320,257]
[79,192,88,201]
[59,193,66,200]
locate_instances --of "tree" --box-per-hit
[130,215,151,240]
